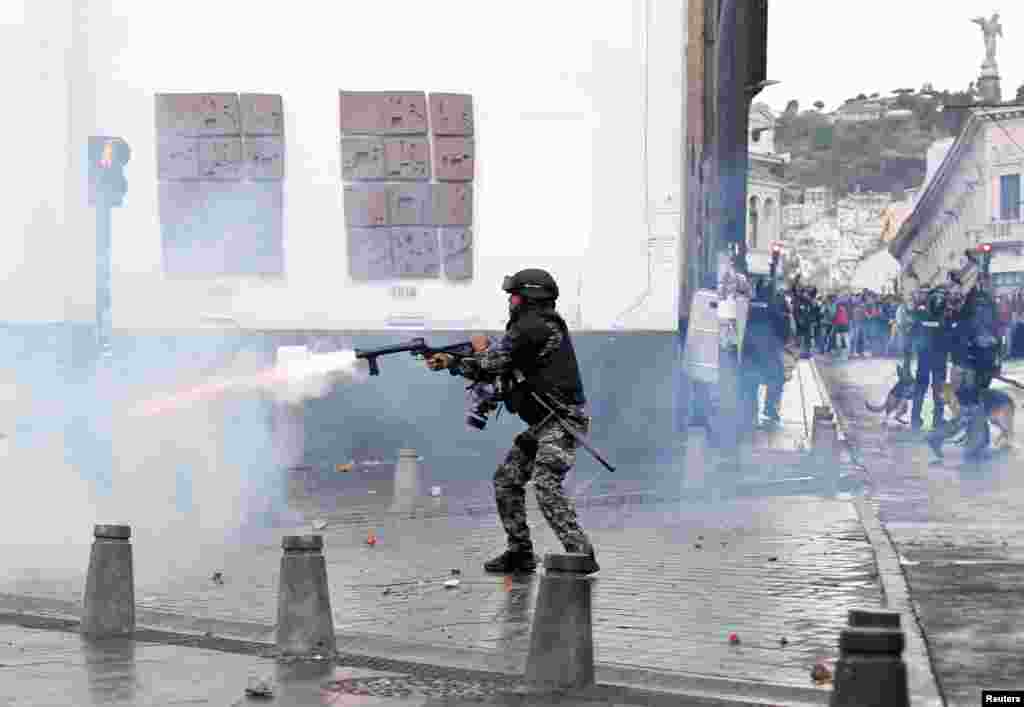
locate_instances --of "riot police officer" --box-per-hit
[426,269,599,573]
[928,267,999,460]
[741,278,790,427]
[910,286,951,432]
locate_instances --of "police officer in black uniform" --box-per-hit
[910,286,951,432]
[426,269,598,573]
[928,257,1000,460]
[741,277,790,428]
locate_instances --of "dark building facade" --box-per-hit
[681,0,769,335]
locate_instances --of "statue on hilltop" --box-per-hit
[971,12,1002,70]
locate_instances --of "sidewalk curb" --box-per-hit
[807,359,946,707]
[0,596,830,706]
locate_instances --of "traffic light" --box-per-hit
[978,243,993,274]
[88,136,131,207]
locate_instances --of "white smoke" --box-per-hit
[268,346,369,405]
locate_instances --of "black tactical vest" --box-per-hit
[503,307,585,423]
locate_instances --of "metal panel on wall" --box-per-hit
[340,90,475,283]
[156,92,285,277]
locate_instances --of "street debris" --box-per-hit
[211,572,224,585]
[336,462,353,473]
[504,576,513,592]
[450,569,461,576]
[779,637,789,646]
[245,675,274,698]
[728,632,740,645]
[811,659,832,683]
[443,578,460,589]
[768,556,778,562]
[312,520,328,530]
[431,486,442,497]
[382,587,392,595]
[697,535,705,540]
[366,531,377,546]
[694,543,703,549]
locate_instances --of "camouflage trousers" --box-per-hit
[494,413,591,554]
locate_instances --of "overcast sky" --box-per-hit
[4,0,1017,114]
[759,2,1022,113]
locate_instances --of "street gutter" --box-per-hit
[0,595,832,707]
[808,359,946,707]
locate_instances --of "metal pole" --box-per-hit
[95,198,113,365]
[93,195,114,493]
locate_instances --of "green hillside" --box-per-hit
[772,88,978,198]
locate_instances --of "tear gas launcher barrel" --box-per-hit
[354,337,475,376]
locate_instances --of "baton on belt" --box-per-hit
[529,391,616,473]
[995,375,1024,391]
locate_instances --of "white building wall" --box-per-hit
[6,0,687,332]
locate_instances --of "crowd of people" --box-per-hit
[787,286,1024,361]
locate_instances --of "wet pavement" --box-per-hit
[0,495,877,694]
[0,621,682,706]
[819,356,1024,706]
[0,358,892,705]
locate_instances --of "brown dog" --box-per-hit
[943,382,1016,450]
[865,364,915,425]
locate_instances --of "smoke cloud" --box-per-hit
[0,331,369,592]
[268,346,369,405]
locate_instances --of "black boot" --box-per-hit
[484,549,537,574]
[962,406,990,461]
[931,400,945,432]
[925,425,945,458]
[910,393,925,431]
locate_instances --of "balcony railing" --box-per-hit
[988,220,1024,244]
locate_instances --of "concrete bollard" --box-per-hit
[275,535,336,657]
[811,406,839,464]
[390,448,419,514]
[81,524,135,637]
[524,553,595,690]
[830,608,909,707]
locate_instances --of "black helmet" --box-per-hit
[502,268,559,300]
[927,288,947,318]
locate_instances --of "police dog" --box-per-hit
[865,364,915,425]
[942,381,1016,450]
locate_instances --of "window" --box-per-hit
[1000,174,1021,221]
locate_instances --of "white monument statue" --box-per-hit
[971,12,1002,71]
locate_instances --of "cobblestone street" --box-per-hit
[820,357,1024,706]
[1,492,880,693]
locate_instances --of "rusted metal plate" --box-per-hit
[388,184,431,226]
[348,227,395,280]
[343,184,389,226]
[198,137,244,180]
[440,227,473,280]
[157,137,199,180]
[341,137,386,180]
[156,93,241,137]
[433,136,474,181]
[383,137,430,180]
[339,91,428,134]
[244,136,285,180]
[240,93,284,136]
[429,93,473,136]
[431,183,472,225]
[156,93,206,137]
[391,227,440,278]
